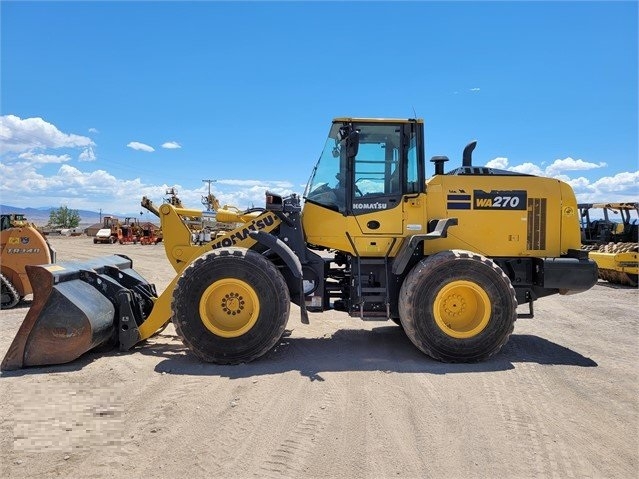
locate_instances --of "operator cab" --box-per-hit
[0,214,27,231]
[304,118,425,215]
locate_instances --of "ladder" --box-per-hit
[347,235,396,320]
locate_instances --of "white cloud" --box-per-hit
[0,114,94,154]
[510,162,544,176]
[589,171,639,195]
[127,141,155,152]
[17,151,72,164]
[0,160,162,209]
[469,87,481,92]
[545,157,607,176]
[484,157,509,170]
[79,146,96,162]
[0,115,295,212]
[89,128,99,134]
[484,156,607,177]
[486,157,544,175]
[161,141,181,149]
[560,175,591,190]
[569,171,639,203]
[0,151,299,214]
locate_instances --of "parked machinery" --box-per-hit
[2,117,598,370]
[93,216,120,244]
[138,223,162,245]
[117,217,141,245]
[0,214,56,309]
[579,202,638,287]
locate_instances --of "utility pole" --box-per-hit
[202,179,217,211]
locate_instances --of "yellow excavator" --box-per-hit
[2,118,598,370]
[1,214,56,309]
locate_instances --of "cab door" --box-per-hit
[351,123,404,235]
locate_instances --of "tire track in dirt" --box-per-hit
[244,336,346,478]
[198,375,313,476]
[256,381,341,479]
[520,361,578,479]
[135,373,299,475]
[487,368,565,478]
[361,372,436,476]
[118,358,336,478]
[409,371,503,476]
[481,373,547,477]
[303,368,446,478]
[479,340,583,479]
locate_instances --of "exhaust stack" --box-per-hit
[462,141,477,167]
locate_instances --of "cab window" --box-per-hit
[353,124,401,197]
[406,134,419,194]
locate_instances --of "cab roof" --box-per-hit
[332,117,424,124]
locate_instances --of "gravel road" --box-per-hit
[1,236,637,478]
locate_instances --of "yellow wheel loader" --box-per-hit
[578,202,638,287]
[2,118,598,370]
[1,214,56,309]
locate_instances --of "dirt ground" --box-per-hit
[1,235,638,478]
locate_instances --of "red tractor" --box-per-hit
[117,218,140,245]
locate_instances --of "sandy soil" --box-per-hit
[1,236,638,478]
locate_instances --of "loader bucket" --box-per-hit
[1,255,157,371]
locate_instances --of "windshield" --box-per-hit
[303,123,345,211]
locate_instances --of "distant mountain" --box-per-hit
[0,204,126,226]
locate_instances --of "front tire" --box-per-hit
[172,247,290,364]
[399,250,517,362]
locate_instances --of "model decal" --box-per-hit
[474,190,527,210]
[6,248,41,254]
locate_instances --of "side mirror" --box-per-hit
[346,130,359,158]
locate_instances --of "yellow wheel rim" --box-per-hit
[433,280,491,339]
[199,279,260,338]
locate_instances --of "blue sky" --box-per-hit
[1,1,637,215]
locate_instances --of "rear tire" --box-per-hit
[399,250,517,362]
[172,247,290,364]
